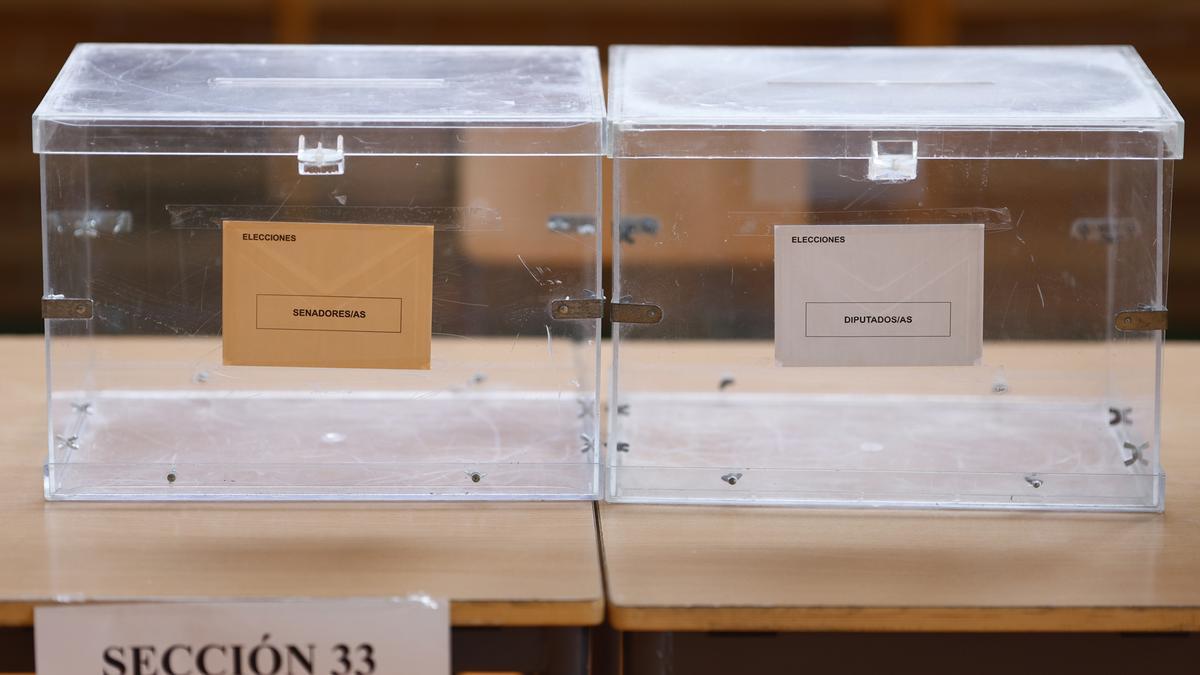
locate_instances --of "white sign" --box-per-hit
[774,223,984,367]
[35,598,449,675]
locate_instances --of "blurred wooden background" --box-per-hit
[2,0,1196,333]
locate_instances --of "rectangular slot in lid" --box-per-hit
[209,77,448,89]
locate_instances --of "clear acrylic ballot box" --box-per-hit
[605,46,1183,510]
[34,44,605,500]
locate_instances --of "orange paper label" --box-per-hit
[222,220,433,369]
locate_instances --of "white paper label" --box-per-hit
[35,599,449,675]
[774,223,984,367]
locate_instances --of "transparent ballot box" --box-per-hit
[606,46,1183,510]
[34,44,605,500]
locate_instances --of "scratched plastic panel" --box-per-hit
[33,44,606,155]
[41,152,602,500]
[608,154,1168,510]
[606,45,1183,160]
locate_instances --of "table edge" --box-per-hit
[0,597,606,629]
[608,604,1200,633]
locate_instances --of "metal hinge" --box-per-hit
[609,302,663,324]
[546,214,597,236]
[42,296,94,320]
[550,299,603,320]
[549,299,664,324]
[1071,217,1140,243]
[1114,308,1168,332]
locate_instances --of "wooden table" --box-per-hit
[0,335,603,673]
[601,344,1200,634]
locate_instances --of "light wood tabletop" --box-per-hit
[601,344,1200,633]
[0,335,604,628]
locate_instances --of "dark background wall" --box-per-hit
[3,0,1196,333]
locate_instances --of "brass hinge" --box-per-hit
[1114,309,1168,332]
[42,296,93,320]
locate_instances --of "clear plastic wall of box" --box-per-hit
[608,149,1171,510]
[41,148,603,500]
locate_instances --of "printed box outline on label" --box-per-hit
[255,293,405,334]
[804,301,952,338]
